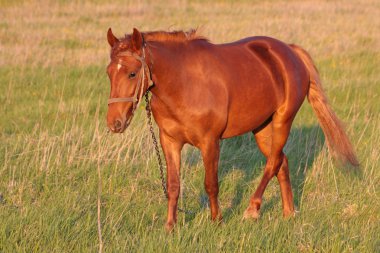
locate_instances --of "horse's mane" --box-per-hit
[143,29,207,42]
[112,29,207,56]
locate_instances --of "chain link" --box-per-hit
[144,92,195,215]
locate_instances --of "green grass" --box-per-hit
[1,0,379,252]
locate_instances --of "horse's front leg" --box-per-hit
[200,139,222,221]
[159,132,184,232]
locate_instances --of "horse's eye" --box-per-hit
[128,72,136,79]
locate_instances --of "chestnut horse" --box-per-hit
[106,28,358,231]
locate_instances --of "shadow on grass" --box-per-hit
[183,125,325,223]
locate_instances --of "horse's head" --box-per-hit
[106,28,151,133]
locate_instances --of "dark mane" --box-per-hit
[111,29,207,57]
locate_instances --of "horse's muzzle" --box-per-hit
[107,118,126,133]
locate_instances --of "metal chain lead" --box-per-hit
[145,92,168,198]
[144,92,195,215]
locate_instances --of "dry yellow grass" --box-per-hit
[1,0,379,67]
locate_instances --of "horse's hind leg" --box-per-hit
[243,113,295,219]
[253,121,295,217]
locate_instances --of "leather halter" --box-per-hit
[108,43,154,127]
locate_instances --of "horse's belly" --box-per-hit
[221,80,280,139]
[221,107,275,138]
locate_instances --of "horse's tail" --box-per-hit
[290,44,359,167]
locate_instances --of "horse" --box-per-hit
[105,28,358,231]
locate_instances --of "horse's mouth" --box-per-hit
[107,118,128,133]
[118,122,130,133]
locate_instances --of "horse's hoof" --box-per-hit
[212,216,224,226]
[243,207,260,220]
[211,213,223,224]
[283,209,297,219]
[165,221,175,232]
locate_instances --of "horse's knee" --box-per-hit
[205,181,219,197]
[167,183,180,199]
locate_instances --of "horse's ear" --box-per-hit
[131,28,143,51]
[107,28,118,47]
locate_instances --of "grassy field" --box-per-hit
[0,0,379,252]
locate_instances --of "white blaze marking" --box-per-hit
[117,64,122,71]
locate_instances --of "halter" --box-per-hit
[107,43,154,128]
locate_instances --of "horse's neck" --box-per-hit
[148,41,186,104]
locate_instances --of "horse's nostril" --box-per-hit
[114,119,122,130]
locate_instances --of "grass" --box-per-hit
[0,0,379,252]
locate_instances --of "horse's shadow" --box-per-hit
[182,125,325,222]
